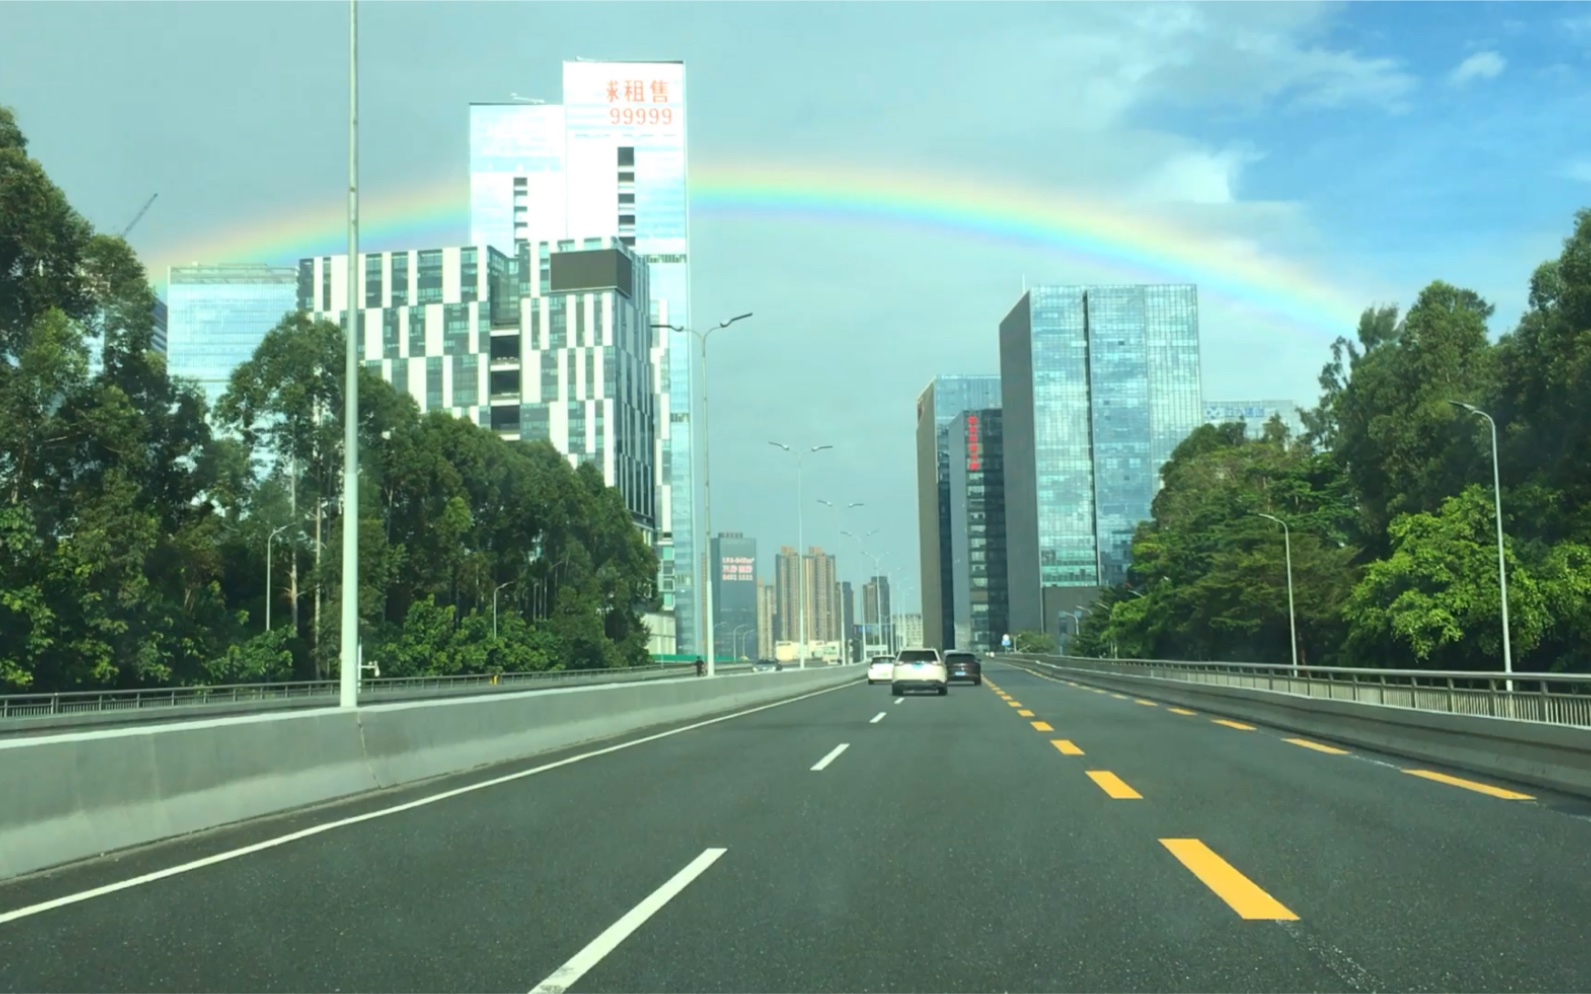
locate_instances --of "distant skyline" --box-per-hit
[6,1,1589,606]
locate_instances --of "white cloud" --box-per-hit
[1136,145,1266,205]
[963,3,1418,124]
[1563,160,1591,183]
[1448,51,1506,86]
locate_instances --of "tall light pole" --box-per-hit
[338,0,361,710]
[844,531,887,657]
[266,524,290,632]
[770,442,832,668]
[818,499,863,659]
[1256,512,1298,676]
[492,579,515,640]
[1449,400,1513,692]
[655,313,752,678]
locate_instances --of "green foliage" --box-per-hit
[1099,205,1591,676]
[1013,630,1057,654]
[0,105,657,693]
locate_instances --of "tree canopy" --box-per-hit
[1076,206,1591,676]
[0,105,657,693]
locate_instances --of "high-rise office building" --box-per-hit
[711,532,757,660]
[898,613,924,648]
[756,577,776,662]
[1000,284,1203,634]
[469,60,698,649]
[947,409,1008,652]
[862,575,892,651]
[1205,400,1304,441]
[302,238,658,530]
[773,545,836,646]
[806,547,837,647]
[774,546,801,645]
[166,264,299,408]
[915,374,1002,649]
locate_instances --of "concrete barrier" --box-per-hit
[0,666,860,883]
[1006,658,1591,799]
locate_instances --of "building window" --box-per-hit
[443,303,470,354]
[365,255,383,308]
[384,309,401,359]
[548,296,566,349]
[426,357,444,410]
[297,259,315,312]
[489,369,520,398]
[542,351,561,400]
[453,354,479,407]
[489,334,520,361]
[392,254,409,303]
[408,306,426,357]
[461,247,478,304]
[489,405,520,431]
[417,249,443,303]
[522,404,550,442]
[617,146,635,167]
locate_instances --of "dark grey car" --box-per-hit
[944,651,982,685]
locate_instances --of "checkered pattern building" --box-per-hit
[300,236,660,533]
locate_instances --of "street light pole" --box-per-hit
[266,525,290,632]
[1450,401,1514,692]
[493,580,514,640]
[338,0,361,710]
[819,499,863,660]
[770,442,833,669]
[656,314,752,678]
[845,533,887,658]
[1257,512,1298,676]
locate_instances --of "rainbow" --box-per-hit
[143,160,1365,337]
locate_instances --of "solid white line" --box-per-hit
[869,712,887,724]
[811,743,850,771]
[528,847,726,994]
[0,681,856,927]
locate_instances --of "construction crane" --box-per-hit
[121,193,158,238]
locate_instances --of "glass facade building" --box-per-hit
[947,409,1008,653]
[1205,399,1305,441]
[1000,285,1202,634]
[915,374,1002,648]
[468,60,699,650]
[166,264,299,408]
[151,298,167,353]
[711,532,758,660]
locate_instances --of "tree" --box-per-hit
[0,105,661,692]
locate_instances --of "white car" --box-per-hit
[891,647,948,696]
[866,655,894,684]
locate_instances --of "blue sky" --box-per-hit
[3,1,1589,610]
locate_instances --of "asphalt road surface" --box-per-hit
[3,660,1591,993]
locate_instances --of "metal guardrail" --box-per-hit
[1013,654,1591,729]
[0,661,765,731]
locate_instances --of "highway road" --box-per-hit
[3,660,1591,993]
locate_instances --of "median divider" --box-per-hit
[1007,658,1591,800]
[0,665,861,883]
